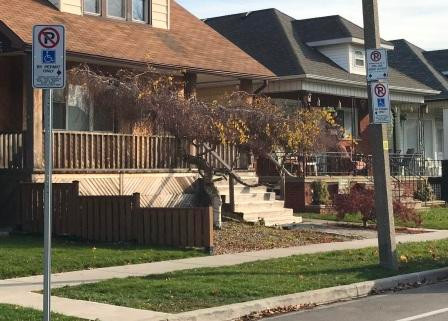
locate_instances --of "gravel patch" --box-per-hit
[213,222,355,255]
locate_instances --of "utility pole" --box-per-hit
[362,0,398,270]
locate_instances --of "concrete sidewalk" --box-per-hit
[1,229,448,321]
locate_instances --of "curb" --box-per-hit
[160,267,448,321]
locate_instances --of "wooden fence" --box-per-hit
[0,132,24,170]
[17,182,213,250]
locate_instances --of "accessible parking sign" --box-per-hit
[32,25,66,89]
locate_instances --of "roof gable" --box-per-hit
[0,0,274,79]
[389,39,448,100]
[293,15,392,46]
[206,9,433,92]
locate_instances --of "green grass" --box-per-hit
[53,239,448,313]
[301,207,448,230]
[0,304,86,321]
[0,234,206,280]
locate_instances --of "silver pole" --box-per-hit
[43,88,53,321]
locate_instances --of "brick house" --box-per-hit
[0,0,276,226]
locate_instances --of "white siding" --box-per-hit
[152,0,170,29]
[61,0,82,15]
[47,0,82,15]
[317,44,351,72]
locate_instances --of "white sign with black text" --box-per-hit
[366,48,389,82]
[372,80,391,124]
[32,25,66,89]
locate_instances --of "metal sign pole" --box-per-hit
[43,88,53,321]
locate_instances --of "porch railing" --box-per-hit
[52,131,189,170]
[0,132,24,170]
[51,131,248,171]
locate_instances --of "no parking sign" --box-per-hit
[371,81,391,124]
[32,25,66,89]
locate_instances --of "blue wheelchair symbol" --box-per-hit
[377,98,386,108]
[42,50,56,64]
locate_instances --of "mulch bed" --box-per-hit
[213,222,354,255]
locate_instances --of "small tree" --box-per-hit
[311,181,330,206]
[334,184,422,227]
[69,64,339,227]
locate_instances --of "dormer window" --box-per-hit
[354,50,365,67]
[84,0,100,14]
[132,0,147,22]
[107,0,125,18]
[83,0,149,23]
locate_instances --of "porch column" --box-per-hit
[184,72,197,99]
[443,109,448,160]
[393,107,403,153]
[23,54,44,172]
[239,79,254,170]
[239,79,253,94]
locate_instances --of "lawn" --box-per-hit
[0,234,205,280]
[53,239,448,313]
[0,304,86,321]
[301,207,448,230]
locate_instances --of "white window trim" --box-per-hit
[353,50,365,68]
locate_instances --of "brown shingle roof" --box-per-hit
[0,0,275,79]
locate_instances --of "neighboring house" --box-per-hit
[203,10,440,165]
[388,40,448,164]
[0,0,276,226]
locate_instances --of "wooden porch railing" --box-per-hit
[52,131,190,170]
[0,132,24,170]
[51,131,249,171]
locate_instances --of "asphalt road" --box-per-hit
[264,281,448,321]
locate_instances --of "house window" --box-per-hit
[335,108,359,139]
[354,50,365,68]
[84,0,100,14]
[83,0,150,23]
[51,85,94,132]
[132,0,147,22]
[107,0,126,18]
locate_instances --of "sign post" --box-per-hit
[362,0,398,270]
[32,24,66,321]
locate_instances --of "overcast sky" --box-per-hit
[177,0,448,51]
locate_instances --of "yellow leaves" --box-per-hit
[399,255,408,263]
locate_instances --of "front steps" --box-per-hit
[216,171,302,227]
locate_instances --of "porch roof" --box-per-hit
[0,0,275,80]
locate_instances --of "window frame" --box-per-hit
[132,0,149,23]
[83,0,150,24]
[353,50,365,68]
[83,0,101,16]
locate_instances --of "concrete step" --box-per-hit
[217,185,268,195]
[231,192,277,202]
[214,178,260,187]
[234,201,286,213]
[242,210,295,220]
[245,215,303,227]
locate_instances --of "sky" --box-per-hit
[176,0,448,51]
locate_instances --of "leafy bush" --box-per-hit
[311,181,330,205]
[333,184,422,227]
[414,181,433,202]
